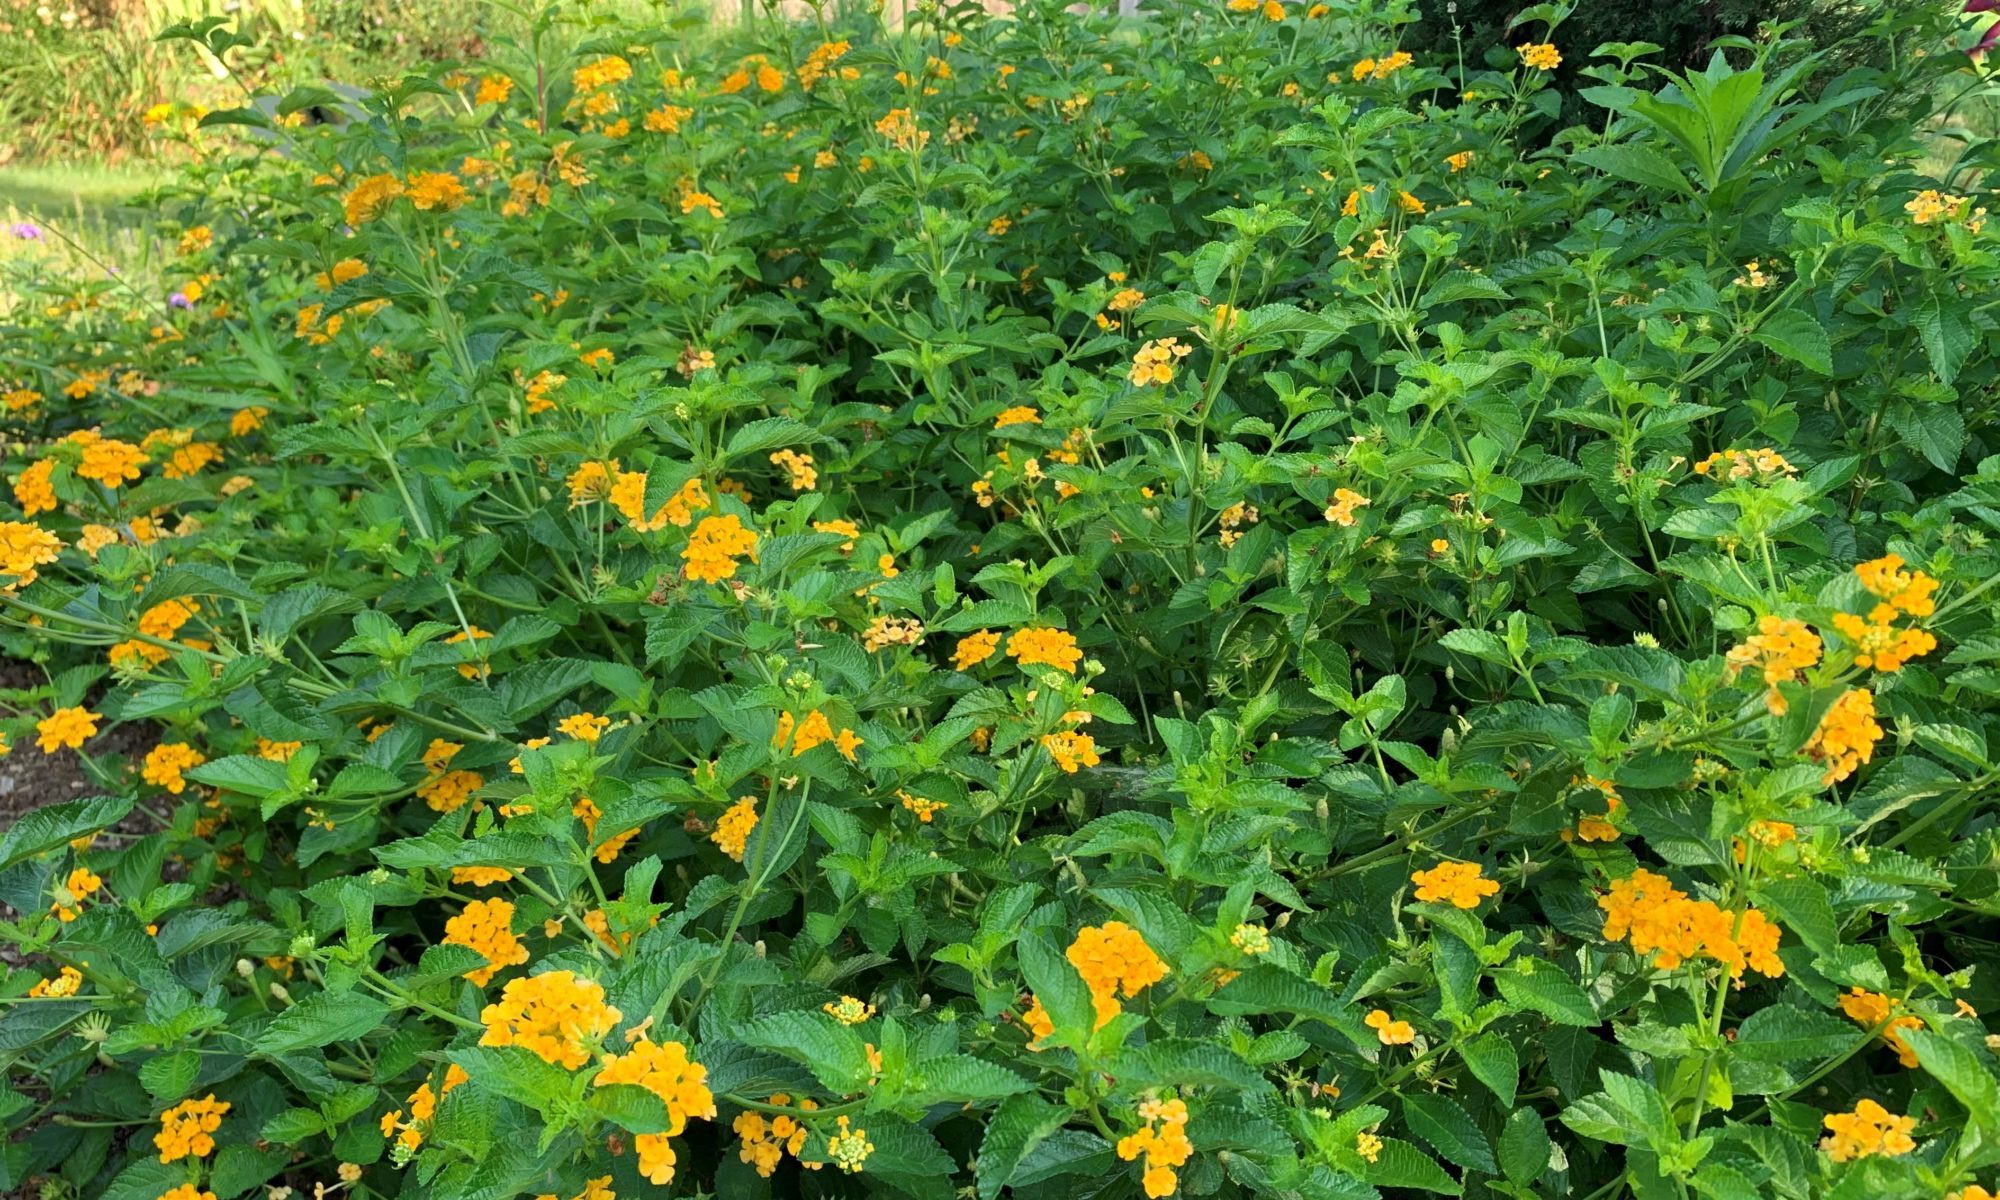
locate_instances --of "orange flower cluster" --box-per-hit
[479,971,621,1069]
[612,471,706,532]
[1068,921,1168,1028]
[954,629,1003,670]
[1116,1096,1193,1198]
[1831,555,1939,674]
[0,521,63,590]
[897,789,948,822]
[1805,688,1882,786]
[1006,627,1083,673]
[52,866,101,922]
[1724,615,1821,715]
[154,1095,231,1163]
[593,1037,715,1184]
[1041,730,1101,773]
[142,742,206,794]
[416,737,484,813]
[711,797,758,861]
[682,513,759,583]
[1598,869,1783,978]
[1837,987,1922,1068]
[1410,861,1499,908]
[1820,1099,1916,1162]
[443,898,530,986]
[772,710,862,761]
[1365,1008,1414,1045]
[379,1064,470,1152]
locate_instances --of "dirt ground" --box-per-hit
[0,658,155,830]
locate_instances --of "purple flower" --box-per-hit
[168,292,192,309]
[9,222,42,241]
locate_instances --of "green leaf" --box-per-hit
[139,1049,200,1101]
[1497,1108,1550,1185]
[0,794,135,870]
[1460,1035,1519,1107]
[1903,1027,2000,1130]
[1750,309,1832,375]
[734,1009,873,1093]
[1576,144,1693,195]
[1404,1092,1496,1173]
[1495,960,1598,1025]
[1018,932,1094,1046]
[256,991,390,1055]
[260,1108,326,1144]
[1362,1137,1463,1194]
[1732,1005,1857,1063]
[977,1094,1073,1200]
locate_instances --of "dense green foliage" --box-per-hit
[5,3,2000,1200]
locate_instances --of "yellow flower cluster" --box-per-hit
[612,471,706,532]
[827,1114,873,1172]
[1837,987,1923,1068]
[1517,42,1562,70]
[1230,923,1271,955]
[416,736,484,813]
[770,448,817,491]
[1041,731,1101,773]
[78,437,148,488]
[378,1064,469,1152]
[444,898,530,986]
[1365,1008,1414,1045]
[1820,1099,1916,1162]
[52,866,101,922]
[452,865,513,887]
[154,1095,230,1163]
[573,55,633,94]
[0,521,63,590]
[1831,610,1936,674]
[994,405,1041,428]
[29,965,83,997]
[1805,688,1882,786]
[1857,553,1939,617]
[1410,861,1498,908]
[712,796,759,861]
[1006,626,1083,673]
[14,460,55,516]
[1116,1096,1193,1198]
[863,615,925,651]
[1598,869,1784,977]
[142,742,206,794]
[1068,921,1168,1028]
[479,971,620,1069]
[33,706,99,758]
[159,1187,217,1200]
[558,712,610,742]
[897,789,948,822]
[594,1037,716,1184]
[798,39,852,90]
[1693,447,1795,481]
[954,629,1003,670]
[1323,487,1369,526]
[824,995,876,1025]
[1906,189,1987,231]
[1128,337,1191,386]
[682,513,759,583]
[1724,616,1821,715]
[1350,51,1413,81]
[875,108,928,151]
[772,709,863,760]
[735,1095,819,1176]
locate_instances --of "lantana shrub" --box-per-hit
[5,2,2000,1198]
